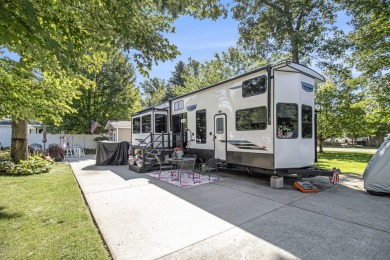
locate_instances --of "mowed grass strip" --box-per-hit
[315,151,374,175]
[0,163,110,260]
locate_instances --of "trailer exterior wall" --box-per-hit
[131,110,168,147]
[168,62,323,171]
[274,71,315,169]
[171,69,274,169]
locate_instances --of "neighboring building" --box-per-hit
[0,119,44,147]
[104,120,131,142]
[0,119,12,147]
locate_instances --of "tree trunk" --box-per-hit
[11,120,28,163]
[319,139,324,153]
[291,37,300,63]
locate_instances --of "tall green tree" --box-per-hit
[338,0,389,80]
[315,78,342,152]
[140,78,170,108]
[169,61,187,88]
[167,60,187,98]
[61,51,141,133]
[0,55,88,162]
[174,47,266,95]
[338,0,390,141]
[0,0,225,162]
[231,0,337,63]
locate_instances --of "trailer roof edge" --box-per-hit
[169,61,324,101]
[131,103,169,117]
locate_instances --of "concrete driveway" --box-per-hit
[69,155,390,260]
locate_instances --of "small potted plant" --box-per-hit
[136,159,144,168]
[129,156,135,165]
[173,147,185,159]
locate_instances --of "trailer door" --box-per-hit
[214,114,227,160]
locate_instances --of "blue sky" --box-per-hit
[2,3,352,84]
[135,14,239,83]
[136,9,352,84]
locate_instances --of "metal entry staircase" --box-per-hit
[129,132,185,173]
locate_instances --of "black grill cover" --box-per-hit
[96,141,130,166]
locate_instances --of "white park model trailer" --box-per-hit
[131,61,329,176]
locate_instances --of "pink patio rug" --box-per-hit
[145,170,221,188]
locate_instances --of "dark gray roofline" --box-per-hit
[169,61,325,101]
[169,65,268,101]
[132,107,168,117]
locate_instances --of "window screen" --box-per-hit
[302,105,313,138]
[276,103,298,139]
[196,110,207,143]
[216,118,224,134]
[242,76,267,98]
[141,114,151,133]
[155,114,167,133]
[236,106,267,130]
[133,117,140,133]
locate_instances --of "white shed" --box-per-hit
[104,120,132,142]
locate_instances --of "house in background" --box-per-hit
[0,119,43,147]
[104,120,132,142]
[0,119,12,147]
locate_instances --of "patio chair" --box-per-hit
[29,143,43,155]
[201,158,220,181]
[155,155,174,178]
[73,144,85,157]
[177,158,196,185]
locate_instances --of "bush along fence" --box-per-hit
[0,150,53,175]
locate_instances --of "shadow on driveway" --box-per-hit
[70,155,390,260]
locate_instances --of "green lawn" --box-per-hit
[0,163,110,260]
[315,151,375,175]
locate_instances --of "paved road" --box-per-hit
[69,156,390,260]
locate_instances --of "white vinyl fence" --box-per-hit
[29,134,101,149]
[0,131,101,149]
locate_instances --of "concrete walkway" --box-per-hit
[69,155,390,260]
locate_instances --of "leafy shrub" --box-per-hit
[93,136,109,142]
[0,161,11,173]
[84,148,96,154]
[4,156,51,175]
[0,150,12,162]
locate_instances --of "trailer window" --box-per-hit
[196,109,207,143]
[242,76,267,98]
[133,117,140,133]
[276,103,298,139]
[302,105,312,139]
[236,106,267,131]
[216,118,224,134]
[141,114,151,133]
[174,100,184,111]
[155,114,167,133]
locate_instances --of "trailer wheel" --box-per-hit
[367,190,386,196]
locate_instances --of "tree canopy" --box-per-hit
[173,47,266,96]
[231,0,337,63]
[0,0,226,74]
[140,78,170,108]
[60,51,141,133]
[0,0,226,162]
